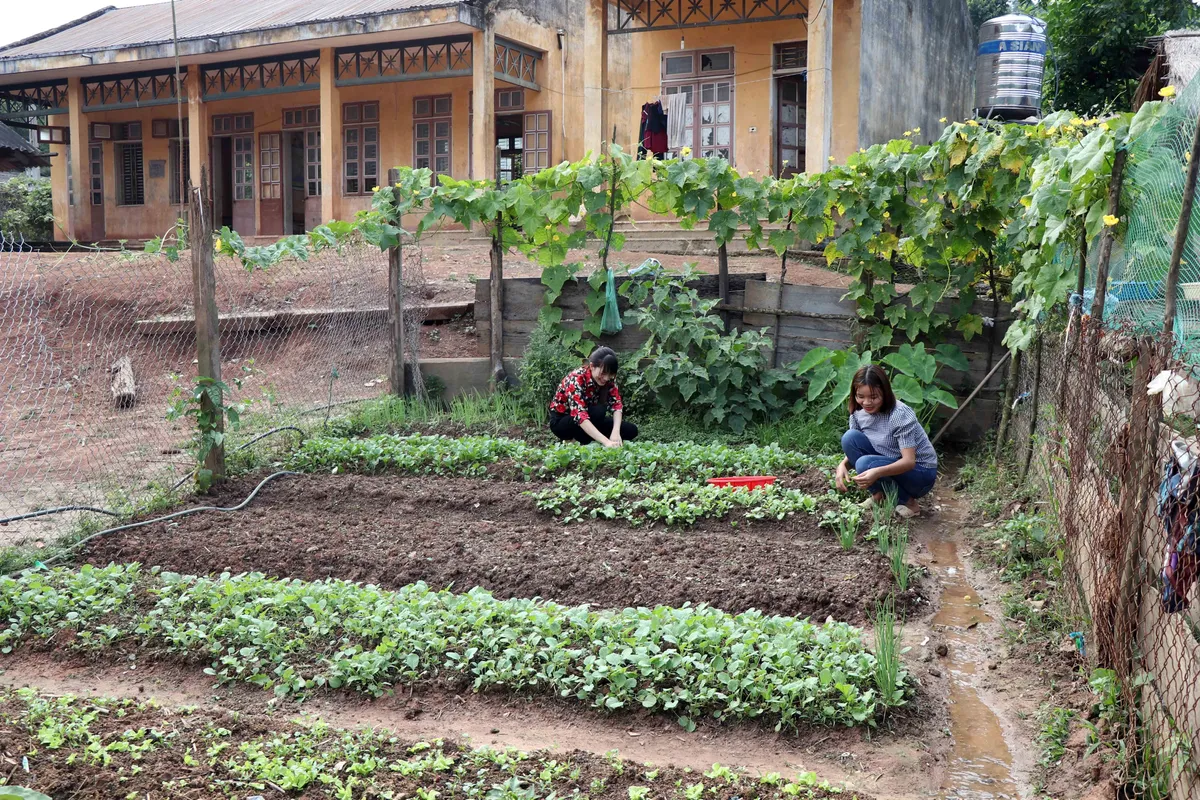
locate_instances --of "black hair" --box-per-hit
[848,364,897,414]
[588,346,619,376]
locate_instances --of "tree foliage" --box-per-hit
[1040,0,1199,114]
[0,176,52,241]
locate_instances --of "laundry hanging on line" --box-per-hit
[638,100,668,159]
[666,92,689,151]
[1157,438,1200,613]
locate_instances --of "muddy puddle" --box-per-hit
[929,538,1021,799]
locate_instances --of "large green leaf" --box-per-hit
[0,790,53,800]
[891,374,926,405]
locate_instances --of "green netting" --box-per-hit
[1093,76,1200,355]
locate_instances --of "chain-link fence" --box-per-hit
[0,233,430,547]
[1008,322,1200,798]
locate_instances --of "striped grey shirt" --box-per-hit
[849,401,939,470]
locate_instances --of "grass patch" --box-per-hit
[0,564,908,730]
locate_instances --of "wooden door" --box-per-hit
[88,143,105,239]
[522,111,551,175]
[231,134,255,235]
[776,76,804,177]
[258,132,283,236]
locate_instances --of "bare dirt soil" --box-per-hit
[0,663,860,800]
[80,473,918,622]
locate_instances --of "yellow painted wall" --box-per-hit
[831,0,862,163]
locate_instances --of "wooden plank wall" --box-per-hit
[475,276,1011,439]
[475,274,763,359]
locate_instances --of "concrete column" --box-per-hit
[319,47,342,222]
[582,0,608,156]
[471,27,496,181]
[187,64,209,194]
[66,77,89,240]
[805,0,834,173]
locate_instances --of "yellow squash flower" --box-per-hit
[913,127,920,134]
[680,146,692,157]
[372,185,381,193]
[967,119,979,127]
[903,130,912,137]
[1103,214,1120,227]
[214,237,222,251]
[939,117,948,123]
[1160,86,1177,98]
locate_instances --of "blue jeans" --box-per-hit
[841,430,937,505]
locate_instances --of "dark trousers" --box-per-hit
[841,429,937,504]
[550,404,639,445]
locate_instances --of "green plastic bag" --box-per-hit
[600,268,623,335]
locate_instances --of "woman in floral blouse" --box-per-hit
[549,347,639,447]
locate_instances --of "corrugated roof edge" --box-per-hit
[0,1,468,62]
[0,6,119,55]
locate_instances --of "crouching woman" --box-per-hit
[835,365,938,519]
[549,347,639,448]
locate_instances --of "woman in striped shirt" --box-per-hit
[834,365,939,519]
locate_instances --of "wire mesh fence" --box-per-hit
[0,234,430,547]
[1009,322,1200,798]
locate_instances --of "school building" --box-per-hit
[0,0,975,241]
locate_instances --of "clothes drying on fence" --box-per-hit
[666,92,689,151]
[1157,439,1200,612]
[638,100,668,159]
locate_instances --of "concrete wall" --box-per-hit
[857,0,974,149]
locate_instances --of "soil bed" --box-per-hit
[0,686,862,800]
[81,474,917,622]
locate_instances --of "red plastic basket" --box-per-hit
[706,476,777,491]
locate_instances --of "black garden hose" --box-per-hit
[7,470,301,578]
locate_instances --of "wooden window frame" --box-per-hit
[88,143,103,206]
[115,140,145,206]
[90,121,142,142]
[496,88,524,112]
[661,48,735,162]
[305,128,322,198]
[169,138,190,204]
[212,113,253,136]
[342,102,379,195]
[36,126,69,145]
[259,132,282,201]
[233,134,254,201]
[660,47,734,81]
[151,118,189,138]
[413,95,452,178]
[283,106,320,129]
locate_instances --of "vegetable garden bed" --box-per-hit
[0,688,865,799]
[0,565,907,729]
[81,474,917,622]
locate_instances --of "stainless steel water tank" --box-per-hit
[975,13,1048,120]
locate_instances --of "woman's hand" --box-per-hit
[610,432,623,448]
[835,462,849,492]
[603,437,622,449]
[852,468,878,489]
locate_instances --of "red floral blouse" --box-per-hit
[550,365,624,423]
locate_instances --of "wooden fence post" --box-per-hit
[387,168,406,398]
[1089,149,1129,322]
[189,167,223,481]
[490,145,506,386]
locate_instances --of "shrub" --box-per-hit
[514,317,583,420]
[0,176,53,241]
[621,267,795,434]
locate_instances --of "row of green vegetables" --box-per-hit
[0,564,908,729]
[286,435,839,482]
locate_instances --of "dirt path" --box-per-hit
[907,485,1044,799]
